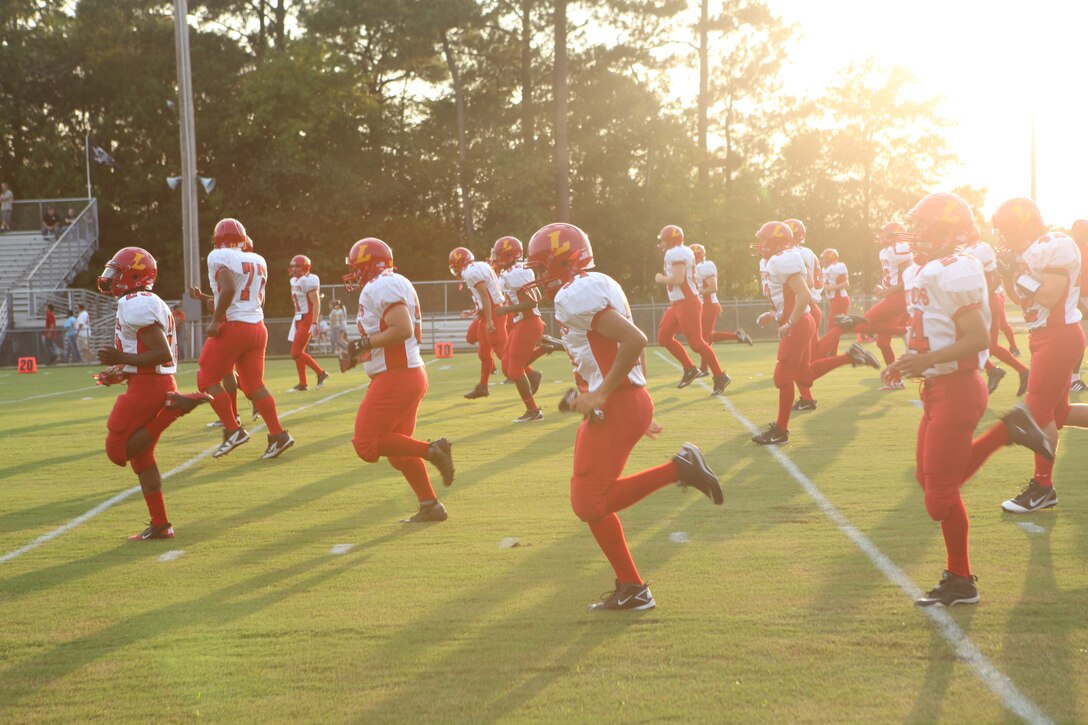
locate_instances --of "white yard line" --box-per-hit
[654,351,1052,725]
[0,385,100,406]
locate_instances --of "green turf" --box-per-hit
[0,345,1085,723]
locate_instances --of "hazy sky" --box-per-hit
[768,0,1088,225]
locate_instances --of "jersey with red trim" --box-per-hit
[1017,232,1082,329]
[290,273,320,317]
[763,248,806,320]
[695,260,719,304]
[208,248,267,323]
[824,262,849,299]
[796,246,823,302]
[114,291,177,375]
[663,245,699,302]
[962,240,998,291]
[357,270,423,377]
[879,242,914,289]
[461,261,504,310]
[500,262,541,323]
[554,272,646,393]
[904,253,990,378]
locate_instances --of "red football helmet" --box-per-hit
[290,254,311,278]
[524,223,594,300]
[690,243,706,264]
[657,224,684,251]
[213,218,249,249]
[902,192,973,260]
[821,248,839,265]
[992,197,1045,252]
[749,221,794,259]
[449,247,474,277]
[784,219,807,244]
[877,221,905,245]
[1072,219,1088,246]
[491,236,523,271]
[97,247,158,296]
[343,238,394,292]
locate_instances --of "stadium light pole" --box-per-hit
[1029,109,1037,201]
[173,0,203,357]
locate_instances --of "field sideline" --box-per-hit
[1,344,1085,723]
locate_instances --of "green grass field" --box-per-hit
[1,344,1086,723]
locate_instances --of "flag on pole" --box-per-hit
[90,143,121,170]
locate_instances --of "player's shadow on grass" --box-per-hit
[905,606,978,724]
[0,450,95,484]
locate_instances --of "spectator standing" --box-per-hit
[44,304,59,363]
[0,183,12,231]
[63,309,78,362]
[75,303,92,362]
[329,299,348,355]
[41,205,60,239]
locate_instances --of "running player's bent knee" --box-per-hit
[923,490,959,522]
[352,436,380,463]
[105,433,128,467]
[570,488,606,523]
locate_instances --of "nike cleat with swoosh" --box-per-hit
[1001,479,1058,514]
[676,367,700,389]
[914,570,979,607]
[588,581,656,612]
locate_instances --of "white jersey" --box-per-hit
[290,273,320,317]
[356,270,424,377]
[114,291,177,375]
[796,246,823,302]
[904,253,990,378]
[208,247,267,323]
[500,262,541,323]
[461,260,504,310]
[1017,232,1083,330]
[879,242,914,289]
[762,248,806,320]
[663,245,699,302]
[554,272,646,393]
[824,262,849,299]
[962,240,999,293]
[695,260,719,304]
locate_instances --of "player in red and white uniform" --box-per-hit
[198,218,293,460]
[751,223,879,442]
[450,247,508,399]
[286,255,329,393]
[884,192,1051,607]
[785,219,827,408]
[967,198,1088,515]
[525,222,723,611]
[690,244,751,379]
[342,238,455,523]
[1069,219,1088,391]
[655,225,731,394]
[821,248,850,333]
[961,229,1030,395]
[94,247,212,541]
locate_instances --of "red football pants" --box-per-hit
[352,366,436,502]
[774,313,816,430]
[503,315,544,379]
[658,296,722,376]
[987,292,1027,373]
[291,314,324,384]
[857,291,907,365]
[105,374,177,474]
[197,321,269,396]
[471,315,508,383]
[815,296,852,358]
[808,301,823,354]
[1026,323,1086,429]
[700,300,737,346]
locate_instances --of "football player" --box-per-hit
[751,222,879,442]
[1069,219,1088,391]
[286,254,330,393]
[967,199,1088,514]
[654,225,731,394]
[961,228,1030,395]
[785,219,826,407]
[490,236,547,422]
[343,238,455,522]
[883,192,1051,607]
[691,244,752,379]
[525,222,723,611]
[449,246,508,399]
[95,247,212,541]
[198,218,294,459]
[820,248,850,353]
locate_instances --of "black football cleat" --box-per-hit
[539,334,566,354]
[1001,403,1054,461]
[674,443,724,505]
[1010,347,1022,357]
[464,384,489,399]
[752,422,788,445]
[1001,479,1058,514]
[986,367,1006,394]
[400,501,448,523]
[513,409,544,423]
[252,404,260,421]
[694,369,710,379]
[847,342,880,369]
[426,437,455,486]
[1017,370,1030,397]
[711,373,732,395]
[165,391,214,415]
[677,367,700,389]
[213,427,251,458]
[315,370,330,389]
[792,398,817,411]
[834,314,867,331]
[127,521,175,542]
[261,430,295,459]
[1071,379,1088,392]
[915,570,979,607]
[737,328,753,346]
[588,581,656,612]
[528,369,542,395]
[286,383,308,393]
